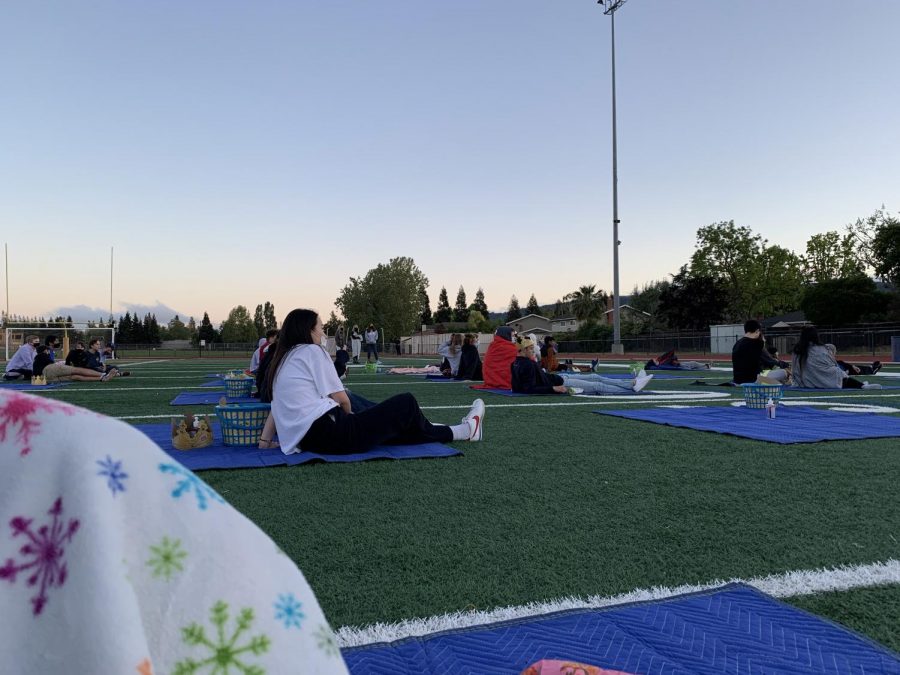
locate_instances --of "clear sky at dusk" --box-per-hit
[2,1,898,325]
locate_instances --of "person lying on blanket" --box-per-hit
[0,388,349,674]
[260,308,486,454]
[645,349,709,371]
[511,337,654,395]
[823,343,882,377]
[32,344,117,383]
[791,327,882,390]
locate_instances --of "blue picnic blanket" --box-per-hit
[342,583,900,674]
[595,405,900,444]
[134,422,461,470]
[0,382,70,390]
[170,391,257,405]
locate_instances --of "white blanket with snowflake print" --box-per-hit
[0,389,349,674]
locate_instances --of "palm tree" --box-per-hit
[564,285,608,322]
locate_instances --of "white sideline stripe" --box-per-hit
[111,397,731,420]
[335,559,900,648]
[117,359,171,367]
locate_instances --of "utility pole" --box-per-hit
[599,0,627,354]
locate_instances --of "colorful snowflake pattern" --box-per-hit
[174,600,270,675]
[273,593,304,629]
[159,463,224,511]
[314,623,340,658]
[0,496,80,615]
[97,455,128,496]
[0,392,74,456]
[147,536,187,581]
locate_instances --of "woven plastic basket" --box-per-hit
[364,362,378,374]
[224,377,254,398]
[215,403,271,446]
[741,383,784,409]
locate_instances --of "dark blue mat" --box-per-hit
[0,382,70,390]
[200,378,225,388]
[134,422,461,470]
[470,388,550,397]
[595,405,900,444]
[342,584,900,674]
[170,391,257,405]
[646,363,706,371]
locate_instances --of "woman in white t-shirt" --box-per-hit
[262,309,486,454]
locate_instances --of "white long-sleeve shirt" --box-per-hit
[5,343,36,373]
[437,341,462,376]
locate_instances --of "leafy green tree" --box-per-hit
[657,268,729,330]
[506,296,522,322]
[526,294,540,315]
[334,256,429,342]
[845,207,896,272]
[802,231,863,282]
[167,315,190,340]
[323,311,341,334]
[564,285,607,322]
[220,306,258,343]
[472,288,489,315]
[197,312,219,344]
[800,276,890,326]
[467,310,492,333]
[253,304,265,338]
[419,288,433,326]
[262,302,278,331]
[872,218,900,286]
[690,220,804,319]
[627,280,670,329]
[551,299,567,318]
[453,286,469,323]
[434,287,453,323]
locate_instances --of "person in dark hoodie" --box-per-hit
[454,334,483,381]
[731,320,788,384]
[511,337,568,395]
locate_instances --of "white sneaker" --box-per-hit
[862,382,883,390]
[566,387,584,395]
[462,398,485,441]
[633,373,654,392]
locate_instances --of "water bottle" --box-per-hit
[766,397,776,420]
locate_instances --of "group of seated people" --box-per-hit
[732,319,882,390]
[3,335,128,383]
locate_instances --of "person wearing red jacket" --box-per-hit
[481,326,518,389]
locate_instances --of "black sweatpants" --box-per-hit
[300,392,453,454]
[3,368,32,380]
[842,377,864,389]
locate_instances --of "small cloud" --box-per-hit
[46,300,191,325]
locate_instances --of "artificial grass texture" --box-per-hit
[787,584,900,655]
[11,358,900,650]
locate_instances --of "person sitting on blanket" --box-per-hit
[437,333,463,377]
[482,326,519,389]
[0,388,350,674]
[512,337,568,395]
[249,329,278,374]
[645,349,709,371]
[260,308,486,454]
[791,327,882,390]
[3,334,39,380]
[455,333,483,381]
[512,337,654,395]
[64,340,89,368]
[731,320,789,385]
[85,338,130,378]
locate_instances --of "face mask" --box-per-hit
[320,334,328,347]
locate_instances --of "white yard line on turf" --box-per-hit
[113,360,172,367]
[334,558,900,648]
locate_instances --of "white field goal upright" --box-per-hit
[3,324,116,361]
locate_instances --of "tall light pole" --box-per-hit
[599,0,627,354]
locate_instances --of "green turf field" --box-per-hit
[5,356,900,652]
